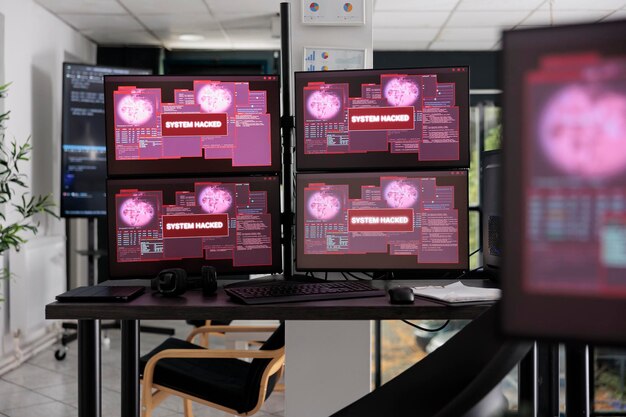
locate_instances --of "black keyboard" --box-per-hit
[224,280,386,305]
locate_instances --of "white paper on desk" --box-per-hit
[411,281,501,303]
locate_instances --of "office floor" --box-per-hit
[0,320,285,417]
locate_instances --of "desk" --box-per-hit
[46,279,493,417]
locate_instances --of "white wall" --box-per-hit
[0,0,96,370]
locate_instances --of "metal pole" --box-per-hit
[566,343,590,417]
[78,320,101,417]
[121,320,140,417]
[280,1,293,278]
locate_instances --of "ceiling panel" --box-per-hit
[457,0,545,11]
[83,29,161,45]
[447,10,530,27]
[119,0,208,15]
[429,40,499,50]
[373,11,451,28]
[220,15,274,30]
[375,0,461,12]
[438,27,502,42]
[521,9,611,25]
[373,40,432,50]
[35,0,126,14]
[373,27,440,42]
[601,9,626,20]
[547,0,626,10]
[158,29,228,44]
[138,13,219,32]
[35,0,624,51]
[58,13,145,31]
[208,0,282,15]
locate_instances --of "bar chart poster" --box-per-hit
[304,47,366,71]
[302,0,365,25]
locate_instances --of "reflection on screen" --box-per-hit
[525,52,626,295]
[297,171,468,270]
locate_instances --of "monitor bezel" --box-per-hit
[501,20,626,346]
[294,66,471,172]
[60,62,151,218]
[104,74,282,178]
[295,170,469,274]
[106,175,283,278]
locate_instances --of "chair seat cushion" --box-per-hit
[140,338,252,413]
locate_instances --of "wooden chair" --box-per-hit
[185,319,232,348]
[140,323,285,417]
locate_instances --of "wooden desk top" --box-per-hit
[46,279,494,321]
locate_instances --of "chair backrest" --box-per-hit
[241,322,285,413]
[332,304,532,417]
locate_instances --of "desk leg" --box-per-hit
[537,343,560,417]
[121,320,140,417]
[519,342,537,417]
[78,320,101,417]
[566,343,590,417]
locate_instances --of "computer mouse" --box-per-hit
[388,286,414,304]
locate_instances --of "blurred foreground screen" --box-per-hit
[501,20,626,345]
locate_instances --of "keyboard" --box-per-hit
[224,280,386,305]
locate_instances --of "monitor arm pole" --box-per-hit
[280,1,294,278]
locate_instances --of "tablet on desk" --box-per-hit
[56,286,145,302]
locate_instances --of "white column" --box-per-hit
[285,321,372,417]
[284,1,374,416]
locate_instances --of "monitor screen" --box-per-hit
[502,21,626,344]
[296,171,468,271]
[107,175,281,278]
[294,67,470,171]
[104,75,281,177]
[61,63,151,217]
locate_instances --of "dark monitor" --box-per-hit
[104,75,281,177]
[107,175,281,278]
[61,63,151,217]
[294,67,470,171]
[481,150,501,275]
[296,170,469,272]
[502,20,626,345]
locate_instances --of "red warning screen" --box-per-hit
[107,176,281,277]
[347,209,414,232]
[161,113,228,136]
[348,107,415,131]
[162,214,229,238]
[295,67,469,171]
[104,75,281,176]
[296,171,468,271]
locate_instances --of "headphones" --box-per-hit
[151,266,218,297]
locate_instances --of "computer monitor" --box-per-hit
[61,63,151,217]
[296,170,468,272]
[107,175,281,278]
[294,67,470,171]
[104,75,281,177]
[501,20,626,345]
[481,150,501,276]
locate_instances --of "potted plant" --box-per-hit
[0,83,57,301]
